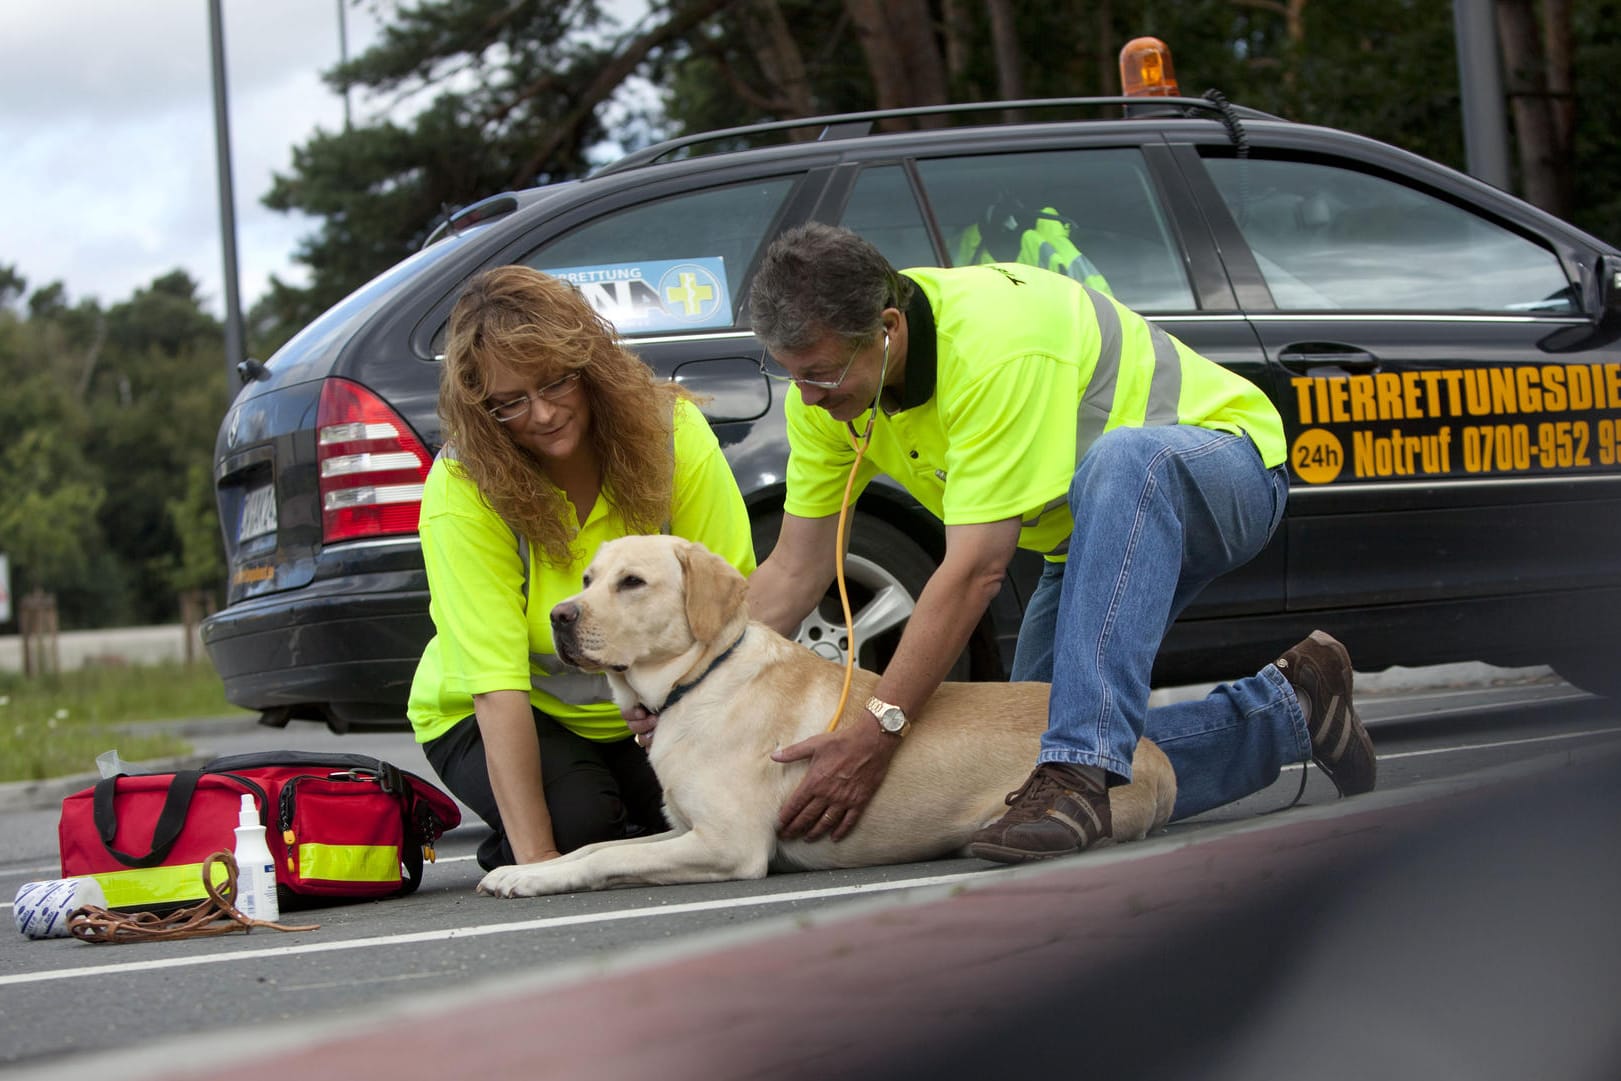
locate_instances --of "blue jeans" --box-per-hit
[1010,425,1309,820]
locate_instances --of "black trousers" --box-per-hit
[424,707,666,871]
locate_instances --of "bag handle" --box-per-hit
[93,771,204,868]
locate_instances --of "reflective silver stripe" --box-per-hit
[1037,240,1059,270]
[1025,494,1072,558]
[1021,494,1067,529]
[1043,287,1128,560]
[1077,286,1121,456]
[515,533,529,604]
[1144,323,1183,426]
[532,652,614,705]
[1049,287,1176,560]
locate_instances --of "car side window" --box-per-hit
[1203,157,1575,313]
[839,165,937,270]
[520,176,798,334]
[913,148,1197,311]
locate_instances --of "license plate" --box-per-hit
[239,485,277,542]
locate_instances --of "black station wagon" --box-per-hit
[203,93,1621,730]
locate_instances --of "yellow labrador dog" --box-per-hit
[477,535,1176,897]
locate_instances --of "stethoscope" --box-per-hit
[823,330,890,733]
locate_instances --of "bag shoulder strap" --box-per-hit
[93,771,203,868]
[91,771,270,868]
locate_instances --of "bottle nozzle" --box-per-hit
[239,793,260,828]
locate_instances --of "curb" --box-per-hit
[0,665,1563,815]
[13,744,1615,1081]
[0,715,263,814]
[0,755,216,814]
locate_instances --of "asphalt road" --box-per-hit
[3,675,1618,1080]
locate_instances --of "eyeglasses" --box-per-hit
[758,336,869,390]
[485,371,582,423]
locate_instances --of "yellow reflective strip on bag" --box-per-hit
[87,861,230,910]
[296,843,401,883]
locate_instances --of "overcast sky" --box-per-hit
[0,1,384,319]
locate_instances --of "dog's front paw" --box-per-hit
[477,864,550,898]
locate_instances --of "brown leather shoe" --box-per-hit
[1276,630,1377,797]
[968,762,1113,864]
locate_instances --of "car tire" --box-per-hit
[1554,653,1620,699]
[750,510,970,680]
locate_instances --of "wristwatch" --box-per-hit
[865,695,910,738]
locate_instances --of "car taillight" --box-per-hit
[316,378,433,544]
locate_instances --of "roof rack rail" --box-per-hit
[596,95,1272,176]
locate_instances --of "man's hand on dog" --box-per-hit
[772,715,899,842]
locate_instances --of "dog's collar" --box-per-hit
[646,627,748,715]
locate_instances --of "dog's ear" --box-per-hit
[677,541,748,646]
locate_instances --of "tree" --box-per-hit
[165,461,226,594]
[0,270,227,629]
[1496,0,1575,223]
[83,272,227,625]
[1570,0,1621,244]
[258,0,1621,341]
[0,289,98,617]
[0,264,24,310]
[258,0,734,343]
[0,429,107,598]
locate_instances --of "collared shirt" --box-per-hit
[783,263,1285,557]
[408,397,755,743]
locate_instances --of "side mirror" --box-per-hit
[1540,252,1621,353]
[1601,253,1621,315]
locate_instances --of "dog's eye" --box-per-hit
[616,575,645,591]
[581,573,592,588]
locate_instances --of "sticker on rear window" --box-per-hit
[539,258,731,334]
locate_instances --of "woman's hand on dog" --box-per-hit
[624,704,657,748]
[772,720,899,843]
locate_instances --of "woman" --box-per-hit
[407,265,755,871]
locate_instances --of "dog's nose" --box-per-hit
[551,601,579,627]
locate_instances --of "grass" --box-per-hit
[0,661,254,783]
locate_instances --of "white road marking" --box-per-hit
[4,728,1615,941]
[1375,727,1619,760]
[0,869,1004,986]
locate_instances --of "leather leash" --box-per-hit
[68,851,320,944]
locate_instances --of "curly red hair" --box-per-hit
[438,265,691,565]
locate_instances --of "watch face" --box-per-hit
[868,697,906,734]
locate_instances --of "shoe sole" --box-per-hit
[967,837,1115,865]
[1304,631,1377,797]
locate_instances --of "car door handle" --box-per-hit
[1277,344,1381,374]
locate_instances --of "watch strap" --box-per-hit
[864,695,909,737]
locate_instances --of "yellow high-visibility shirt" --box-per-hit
[409,397,755,743]
[784,263,1284,557]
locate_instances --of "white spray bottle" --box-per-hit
[233,793,280,922]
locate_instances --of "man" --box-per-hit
[647,223,1376,863]
[954,194,1113,296]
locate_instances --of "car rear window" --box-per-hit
[269,231,482,369]
[521,176,799,335]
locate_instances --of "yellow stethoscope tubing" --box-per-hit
[823,332,888,734]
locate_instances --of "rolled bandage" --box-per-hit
[13,878,107,939]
